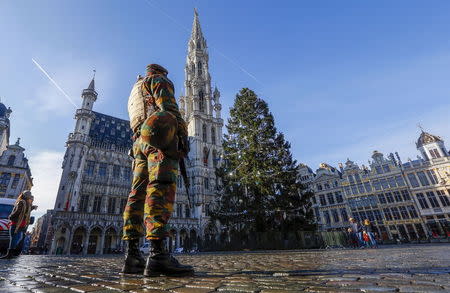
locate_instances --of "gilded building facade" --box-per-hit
[300,130,450,241]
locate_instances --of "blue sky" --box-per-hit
[1,0,450,215]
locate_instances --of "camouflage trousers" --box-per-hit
[122,115,178,241]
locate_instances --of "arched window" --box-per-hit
[7,156,15,166]
[199,91,205,112]
[202,124,207,142]
[191,63,195,73]
[197,41,201,50]
[203,147,209,167]
[212,150,218,168]
[197,61,202,76]
[211,127,216,144]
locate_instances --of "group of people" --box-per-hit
[347,218,378,248]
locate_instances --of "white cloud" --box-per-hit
[27,150,63,213]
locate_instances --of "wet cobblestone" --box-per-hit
[0,244,449,292]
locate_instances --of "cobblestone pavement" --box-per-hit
[1,244,450,293]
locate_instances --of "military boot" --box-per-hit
[122,239,146,274]
[144,239,194,277]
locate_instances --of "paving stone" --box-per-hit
[398,285,445,292]
[71,285,107,292]
[217,285,260,292]
[261,289,303,293]
[170,287,214,293]
[359,286,399,292]
[31,288,73,293]
[130,289,168,293]
[0,244,449,293]
[185,282,222,289]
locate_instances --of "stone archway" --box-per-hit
[70,226,87,255]
[190,229,198,252]
[179,229,188,252]
[168,229,177,252]
[88,227,103,254]
[52,224,70,255]
[104,226,118,254]
[55,236,66,255]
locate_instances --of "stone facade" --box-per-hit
[312,164,349,231]
[403,131,450,237]
[0,102,33,200]
[300,130,450,241]
[37,10,223,255]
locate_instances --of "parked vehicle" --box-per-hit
[0,198,34,254]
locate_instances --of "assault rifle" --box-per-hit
[179,136,193,210]
[179,158,192,210]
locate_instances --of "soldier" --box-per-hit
[122,64,193,276]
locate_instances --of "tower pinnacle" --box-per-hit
[191,8,205,45]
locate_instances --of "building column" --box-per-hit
[50,236,58,255]
[64,229,74,255]
[82,231,90,255]
[176,232,180,249]
[98,231,105,255]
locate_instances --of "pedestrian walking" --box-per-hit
[122,64,193,276]
[1,190,37,259]
[349,218,363,247]
[363,219,377,248]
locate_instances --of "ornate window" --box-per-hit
[93,196,102,213]
[199,91,205,112]
[177,204,183,218]
[430,148,441,159]
[211,127,216,144]
[98,163,107,177]
[113,165,121,178]
[107,197,116,214]
[0,173,11,193]
[85,161,95,176]
[7,156,15,166]
[202,124,207,142]
[203,147,209,167]
[212,150,218,168]
[11,174,20,189]
[197,61,202,76]
[79,194,89,212]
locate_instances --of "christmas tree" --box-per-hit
[212,88,314,239]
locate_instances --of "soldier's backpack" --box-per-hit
[128,75,152,133]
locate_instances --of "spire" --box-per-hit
[191,8,204,44]
[88,69,96,90]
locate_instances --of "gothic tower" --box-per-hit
[178,9,223,227]
[54,77,97,211]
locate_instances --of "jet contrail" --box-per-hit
[31,58,78,108]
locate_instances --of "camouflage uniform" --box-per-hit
[123,64,188,241]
